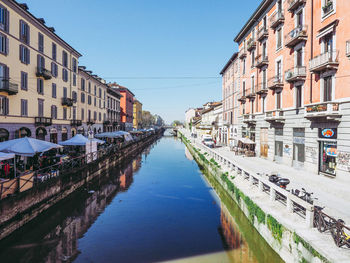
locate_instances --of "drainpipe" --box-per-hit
[310,0,314,104]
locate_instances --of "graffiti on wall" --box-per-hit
[305,146,317,164]
[283,145,291,156]
[337,152,350,171]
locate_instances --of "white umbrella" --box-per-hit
[59,134,105,146]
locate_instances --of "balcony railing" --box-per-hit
[239,48,247,59]
[35,117,52,126]
[346,40,350,58]
[256,55,269,68]
[265,110,285,123]
[243,114,256,124]
[256,81,268,94]
[269,10,284,29]
[247,38,256,51]
[0,79,18,95]
[103,120,111,125]
[87,119,95,125]
[288,0,306,12]
[304,102,341,119]
[285,25,308,48]
[322,1,334,16]
[70,119,82,126]
[309,50,339,73]
[257,27,268,41]
[267,75,284,90]
[61,97,74,107]
[285,66,306,82]
[36,67,53,80]
[246,88,256,99]
[238,94,247,103]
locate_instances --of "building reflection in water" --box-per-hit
[218,203,258,263]
[0,152,143,263]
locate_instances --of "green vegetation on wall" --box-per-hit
[293,233,330,263]
[267,215,283,244]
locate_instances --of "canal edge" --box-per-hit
[178,131,335,263]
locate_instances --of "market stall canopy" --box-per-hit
[95,131,133,141]
[0,137,62,156]
[0,152,15,161]
[59,134,105,146]
[239,137,256,144]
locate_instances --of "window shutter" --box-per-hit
[5,97,9,115]
[19,20,22,40]
[5,10,9,32]
[27,48,30,64]
[37,78,40,93]
[19,45,22,62]
[27,25,30,45]
[37,54,40,68]
[5,36,8,55]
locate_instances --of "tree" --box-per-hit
[140,111,155,128]
[171,120,183,127]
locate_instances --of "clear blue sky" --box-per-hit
[25,0,261,123]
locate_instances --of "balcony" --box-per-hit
[61,97,74,107]
[257,27,269,42]
[288,0,306,12]
[87,119,95,125]
[243,114,256,124]
[238,95,247,103]
[322,1,334,16]
[256,55,269,68]
[267,76,284,91]
[0,79,18,95]
[36,67,53,80]
[246,89,256,100]
[247,38,256,51]
[309,50,339,73]
[35,117,52,126]
[346,40,350,58]
[285,25,308,48]
[113,121,119,126]
[256,82,268,95]
[71,119,82,126]
[304,102,341,120]
[269,10,284,29]
[103,120,111,125]
[285,66,306,82]
[239,48,247,59]
[265,110,285,123]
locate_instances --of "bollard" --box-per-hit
[270,188,276,202]
[305,209,314,228]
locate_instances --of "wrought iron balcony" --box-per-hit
[304,102,341,120]
[288,0,306,12]
[238,95,247,103]
[246,90,256,99]
[256,55,269,68]
[61,97,74,107]
[265,110,285,123]
[309,50,339,73]
[285,66,306,82]
[267,76,284,91]
[71,119,82,126]
[0,79,18,95]
[322,1,334,16]
[87,119,95,125]
[257,27,269,42]
[285,25,308,48]
[103,120,111,125]
[113,121,119,126]
[247,38,256,51]
[35,117,52,126]
[239,48,247,59]
[243,114,256,124]
[36,67,53,80]
[346,40,350,58]
[256,82,268,95]
[269,10,284,29]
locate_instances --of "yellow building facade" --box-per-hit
[133,99,142,129]
[0,0,81,142]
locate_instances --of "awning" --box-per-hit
[0,152,15,161]
[238,137,256,144]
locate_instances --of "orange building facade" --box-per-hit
[232,0,350,180]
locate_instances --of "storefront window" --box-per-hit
[293,128,305,165]
[275,141,283,157]
[320,141,337,176]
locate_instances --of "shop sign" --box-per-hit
[319,128,337,139]
[325,145,337,157]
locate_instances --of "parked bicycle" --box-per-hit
[291,188,317,204]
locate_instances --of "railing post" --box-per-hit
[305,208,314,228]
[270,188,276,202]
[287,195,293,213]
[249,174,254,186]
[258,180,263,192]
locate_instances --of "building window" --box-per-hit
[52,43,57,61]
[251,75,255,93]
[94,111,97,121]
[251,50,255,67]
[51,62,58,77]
[72,58,77,73]
[88,95,91,105]
[88,82,91,93]
[0,96,9,115]
[324,76,332,102]
[63,108,67,120]
[38,99,44,117]
[73,74,76,86]
[0,33,8,55]
[37,54,45,69]
[21,71,28,90]
[296,48,303,67]
[277,27,282,50]
[276,60,282,81]
[52,83,56,98]
[322,0,334,17]
[262,69,267,89]
[38,33,44,53]
[51,105,57,119]
[295,85,302,108]
[0,5,9,32]
[19,45,30,64]
[276,92,281,109]
[62,68,68,82]
[242,81,246,96]
[94,85,97,96]
[94,97,96,106]
[88,110,91,121]
[81,108,84,120]
[21,99,28,116]
[81,78,85,91]
[99,88,102,98]
[242,58,246,74]
[37,78,44,95]
[72,91,77,102]
[62,51,68,67]
[63,87,67,98]
[81,92,85,103]
[19,20,30,44]
[99,112,101,121]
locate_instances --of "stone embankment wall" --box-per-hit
[0,133,161,241]
[179,132,333,263]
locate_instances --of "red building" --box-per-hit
[108,83,134,131]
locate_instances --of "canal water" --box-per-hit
[0,136,283,263]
